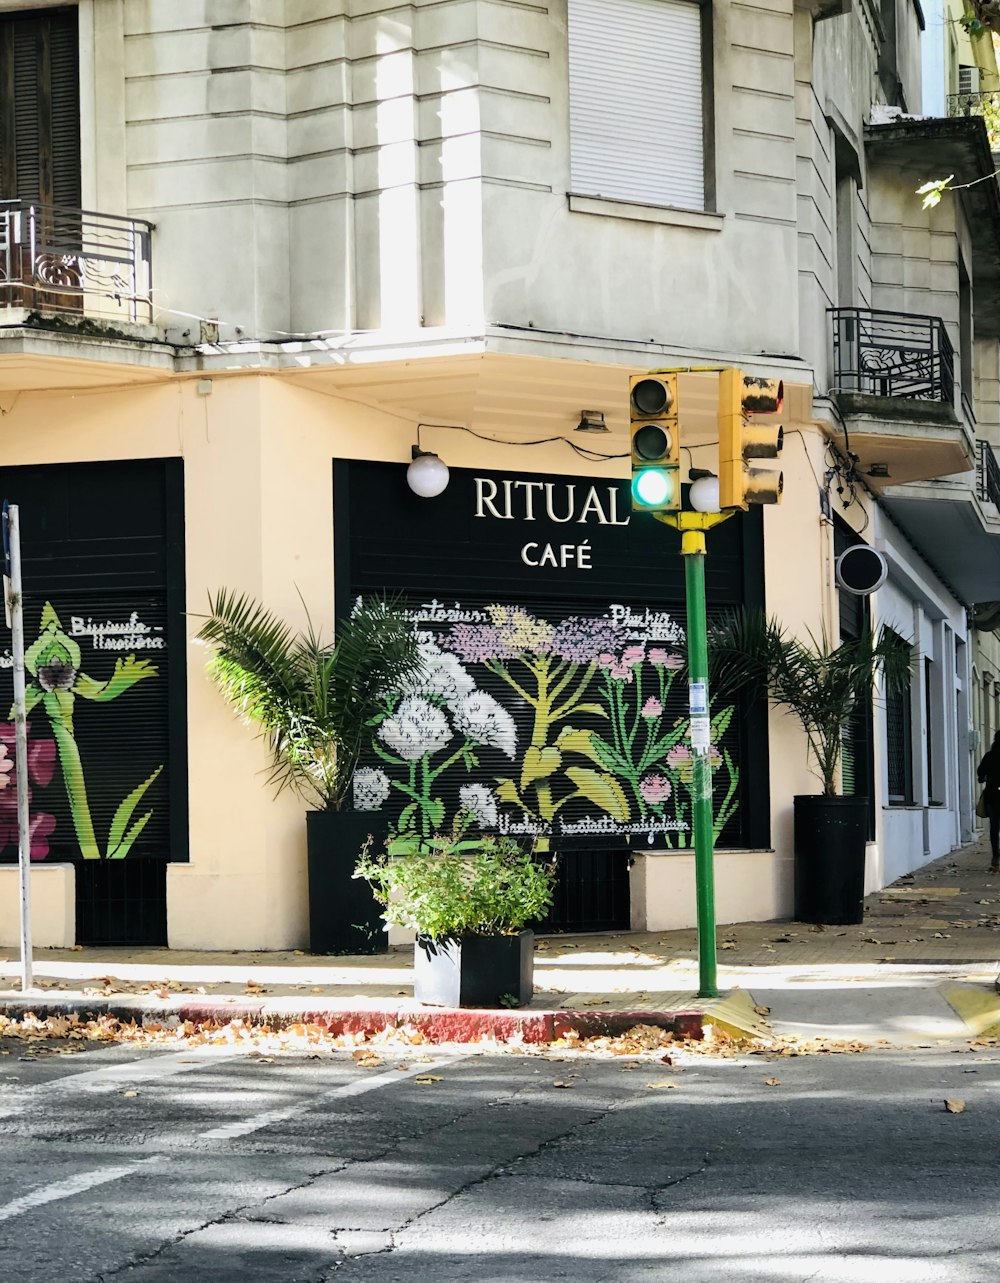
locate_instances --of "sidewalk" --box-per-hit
[1,836,998,1046]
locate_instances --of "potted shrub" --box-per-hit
[709,610,911,925]
[354,815,556,1007]
[197,591,423,954]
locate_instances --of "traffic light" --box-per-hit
[629,373,681,513]
[718,369,784,510]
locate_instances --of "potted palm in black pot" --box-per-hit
[355,815,556,1007]
[197,592,423,954]
[709,610,911,925]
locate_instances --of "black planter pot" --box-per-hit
[793,794,869,926]
[306,810,389,955]
[413,930,534,1008]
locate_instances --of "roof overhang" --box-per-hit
[880,477,1000,601]
[865,116,1000,336]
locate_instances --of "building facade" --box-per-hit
[0,0,997,949]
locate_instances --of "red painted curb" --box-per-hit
[551,1009,705,1041]
[0,998,707,1044]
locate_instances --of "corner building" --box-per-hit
[0,0,995,948]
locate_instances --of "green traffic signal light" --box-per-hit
[632,467,676,508]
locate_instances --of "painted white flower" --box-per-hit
[353,767,390,812]
[378,696,452,761]
[454,691,517,758]
[401,634,475,711]
[460,783,499,829]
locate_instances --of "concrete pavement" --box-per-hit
[1,835,998,1045]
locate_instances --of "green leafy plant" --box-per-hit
[708,609,912,797]
[197,592,423,811]
[354,812,556,943]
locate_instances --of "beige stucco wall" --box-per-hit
[0,864,74,949]
[0,364,830,947]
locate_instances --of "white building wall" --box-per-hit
[873,509,969,884]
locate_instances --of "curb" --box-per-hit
[0,996,708,1045]
[939,982,1000,1038]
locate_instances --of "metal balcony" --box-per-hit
[977,439,1000,510]
[946,90,1000,151]
[0,201,153,325]
[830,307,955,404]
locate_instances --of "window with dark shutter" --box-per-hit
[0,7,80,207]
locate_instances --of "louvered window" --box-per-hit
[958,65,980,96]
[0,7,80,206]
[568,0,706,211]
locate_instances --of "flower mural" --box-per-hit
[16,603,163,860]
[373,637,520,835]
[445,607,629,838]
[361,601,743,850]
[0,721,58,860]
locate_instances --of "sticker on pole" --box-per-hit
[689,715,711,751]
[689,682,708,716]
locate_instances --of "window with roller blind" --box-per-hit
[567,0,708,212]
[0,6,80,207]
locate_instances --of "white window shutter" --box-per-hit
[568,0,705,211]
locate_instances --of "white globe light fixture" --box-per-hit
[689,474,720,513]
[406,449,450,498]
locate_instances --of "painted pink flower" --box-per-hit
[0,744,13,789]
[639,773,672,804]
[621,645,645,666]
[641,696,663,719]
[551,616,621,663]
[0,721,57,859]
[649,648,683,669]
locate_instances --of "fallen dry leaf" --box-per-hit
[414,1075,443,1084]
[944,1099,966,1113]
[719,942,737,951]
[754,1005,771,1016]
[645,1081,678,1090]
[764,1078,781,1086]
[122,1090,139,1098]
[552,1080,575,1088]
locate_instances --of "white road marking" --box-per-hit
[0,1165,140,1222]
[198,1057,458,1140]
[0,1054,461,1221]
[0,1045,240,1116]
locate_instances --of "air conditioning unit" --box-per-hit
[959,65,981,96]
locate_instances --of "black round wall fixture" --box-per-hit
[835,545,888,595]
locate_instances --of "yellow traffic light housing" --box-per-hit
[630,374,681,513]
[718,369,784,510]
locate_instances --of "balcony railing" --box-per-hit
[946,90,1000,151]
[0,201,153,325]
[830,307,955,405]
[977,439,1000,510]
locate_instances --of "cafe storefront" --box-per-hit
[337,458,771,933]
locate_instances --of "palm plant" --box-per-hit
[197,592,423,811]
[708,609,912,797]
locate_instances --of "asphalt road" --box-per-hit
[0,1037,997,1283]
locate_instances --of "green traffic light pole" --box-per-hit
[656,509,732,999]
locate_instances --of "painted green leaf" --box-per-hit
[108,810,154,860]
[76,655,158,702]
[565,767,631,822]
[496,777,523,806]
[521,745,562,787]
[711,704,734,739]
[556,726,606,766]
[571,703,607,718]
[106,766,163,859]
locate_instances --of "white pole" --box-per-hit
[6,505,32,993]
